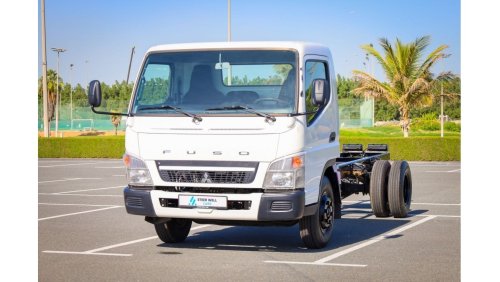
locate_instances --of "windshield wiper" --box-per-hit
[205,105,276,122]
[138,104,202,123]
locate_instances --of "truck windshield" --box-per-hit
[131,50,297,115]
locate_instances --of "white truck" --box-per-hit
[88,41,412,249]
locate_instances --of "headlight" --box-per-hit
[263,153,305,190]
[123,153,153,186]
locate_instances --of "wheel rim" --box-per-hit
[319,192,334,233]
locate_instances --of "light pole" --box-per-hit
[41,0,49,137]
[440,82,444,138]
[227,0,231,42]
[51,47,66,137]
[70,63,74,129]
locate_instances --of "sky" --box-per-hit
[38,0,460,86]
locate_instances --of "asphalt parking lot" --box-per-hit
[38,159,460,281]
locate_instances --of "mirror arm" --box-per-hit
[91,106,129,116]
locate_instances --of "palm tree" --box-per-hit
[352,36,449,137]
[110,113,122,136]
[38,69,63,132]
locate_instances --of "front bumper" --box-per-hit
[123,187,305,221]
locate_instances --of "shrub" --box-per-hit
[444,122,461,132]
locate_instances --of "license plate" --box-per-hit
[178,195,227,209]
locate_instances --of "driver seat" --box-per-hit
[183,65,225,104]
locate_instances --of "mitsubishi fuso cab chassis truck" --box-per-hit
[88,42,412,249]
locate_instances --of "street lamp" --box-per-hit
[70,63,74,129]
[51,47,67,137]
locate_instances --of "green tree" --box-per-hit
[353,36,449,137]
[38,69,63,131]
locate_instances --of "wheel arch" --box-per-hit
[304,159,342,218]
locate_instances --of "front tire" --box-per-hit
[154,218,192,243]
[388,161,412,218]
[299,176,334,249]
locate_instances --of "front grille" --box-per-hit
[126,196,143,207]
[159,170,254,184]
[155,160,259,184]
[271,201,293,211]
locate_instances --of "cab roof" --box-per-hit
[147,41,331,57]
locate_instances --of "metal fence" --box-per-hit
[38,100,129,131]
[339,98,374,128]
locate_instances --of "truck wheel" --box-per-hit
[388,161,412,218]
[154,218,192,243]
[299,176,334,249]
[370,160,391,217]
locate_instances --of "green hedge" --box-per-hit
[38,136,125,158]
[341,137,460,161]
[39,136,460,161]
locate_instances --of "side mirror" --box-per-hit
[312,79,329,106]
[88,80,102,107]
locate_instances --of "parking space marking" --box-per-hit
[315,215,436,263]
[39,193,122,197]
[42,251,132,257]
[43,225,210,257]
[264,215,437,266]
[342,200,460,206]
[425,169,461,173]
[113,175,125,177]
[56,185,124,194]
[39,203,120,207]
[264,261,367,267]
[95,166,124,169]
[38,206,122,221]
[411,202,460,206]
[39,162,99,168]
[39,178,102,184]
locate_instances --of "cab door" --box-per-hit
[303,54,339,205]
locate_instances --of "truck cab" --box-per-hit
[89,42,410,249]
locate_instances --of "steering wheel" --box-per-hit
[253,98,288,105]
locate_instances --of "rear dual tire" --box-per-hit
[388,161,412,218]
[370,160,391,217]
[370,160,412,218]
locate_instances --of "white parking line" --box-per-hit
[39,162,99,168]
[95,167,124,169]
[38,178,101,184]
[343,200,460,206]
[411,202,460,206]
[39,193,122,197]
[113,175,125,177]
[56,185,124,194]
[264,261,367,267]
[264,215,437,267]
[42,251,132,257]
[39,203,120,207]
[315,215,436,263]
[43,225,210,257]
[38,206,122,221]
[426,169,461,173]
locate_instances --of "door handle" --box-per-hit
[329,132,336,142]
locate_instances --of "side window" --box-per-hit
[136,63,171,105]
[304,61,328,124]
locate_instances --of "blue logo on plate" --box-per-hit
[189,196,196,206]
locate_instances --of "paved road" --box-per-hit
[38,159,460,281]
